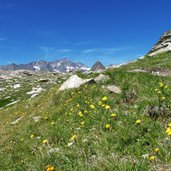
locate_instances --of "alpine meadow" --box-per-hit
[1,0,171,171]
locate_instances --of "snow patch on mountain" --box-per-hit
[33,66,41,72]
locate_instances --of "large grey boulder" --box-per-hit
[94,74,110,83]
[107,85,122,94]
[58,75,95,91]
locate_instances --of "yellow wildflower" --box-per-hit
[81,121,85,125]
[46,165,55,171]
[166,127,171,133]
[110,113,116,117]
[135,119,141,124]
[70,134,78,141]
[105,124,110,129]
[166,126,171,136]
[168,123,171,127]
[76,104,80,107]
[168,131,171,136]
[102,96,108,101]
[90,104,95,109]
[43,139,48,145]
[159,82,164,88]
[149,155,155,161]
[78,111,83,117]
[154,147,159,153]
[164,85,168,89]
[105,105,110,109]
[30,134,34,138]
[51,122,55,125]
[161,96,166,100]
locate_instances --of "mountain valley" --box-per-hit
[1,30,171,170]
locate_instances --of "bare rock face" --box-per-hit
[91,61,106,71]
[107,85,122,94]
[94,74,110,83]
[149,30,171,56]
[58,75,95,91]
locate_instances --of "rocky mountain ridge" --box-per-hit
[0,58,89,73]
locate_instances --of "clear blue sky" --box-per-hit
[0,0,171,67]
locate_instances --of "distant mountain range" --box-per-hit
[0,58,90,73]
[2,30,170,73]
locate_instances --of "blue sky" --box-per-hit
[0,0,171,67]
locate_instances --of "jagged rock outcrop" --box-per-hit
[149,30,171,56]
[91,61,106,71]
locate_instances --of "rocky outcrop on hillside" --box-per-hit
[149,30,171,56]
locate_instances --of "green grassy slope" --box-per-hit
[1,52,171,170]
[120,51,171,71]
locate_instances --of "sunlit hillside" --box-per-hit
[1,52,171,170]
